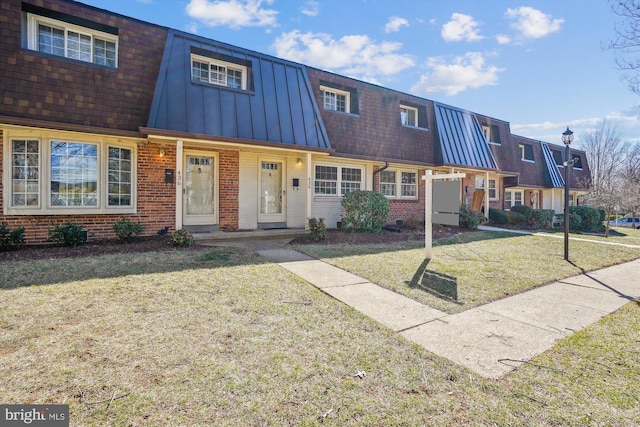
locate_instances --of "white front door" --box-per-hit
[258,160,285,223]
[183,153,217,226]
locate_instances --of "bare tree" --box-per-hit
[608,0,640,95]
[620,143,640,227]
[579,120,628,236]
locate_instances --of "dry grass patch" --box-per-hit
[1,246,639,425]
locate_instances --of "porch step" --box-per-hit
[192,228,307,242]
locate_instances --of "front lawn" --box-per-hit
[1,242,639,425]
[294,230,640,313]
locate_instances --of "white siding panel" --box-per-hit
[239,152,258,229]
[286,156,307,228]
[311,198,342,228]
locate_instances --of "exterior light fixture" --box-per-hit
[159,148,166,158]
[297,158,302,165]
[562,126,574,261]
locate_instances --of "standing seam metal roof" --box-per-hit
[433,103,498,169]
[147,30,331,150]
[540,142,565,188]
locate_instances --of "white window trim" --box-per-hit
[313,162,364,197]
[476,177,498,200]
[504,189,523,209]
[320,85,350,113]
[191,53,248,90]
[3,131,137,215]
[379,168,418,200]
[26,13,118,68]
[400,105,418,127]
[519,144,535,163]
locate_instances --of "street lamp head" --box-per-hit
[562,126,574,145]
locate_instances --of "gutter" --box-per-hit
[372,161,390,192]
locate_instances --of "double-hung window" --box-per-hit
[520,144,535,162]
[400,105,418,127]
[504,190,522,209]
[314,164,363,196]
[26,14,118,68]
[5,134,135,215]
[379,169,418,199]
[475,177,497,200]
[191,54,247,90]
[321,86,349,113]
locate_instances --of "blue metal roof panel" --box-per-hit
[147,31,331,150]
[434,103,498,169]
[541,142,565,187]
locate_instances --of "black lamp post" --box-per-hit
[562,126,574,261]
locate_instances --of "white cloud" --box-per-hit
[496,34,511,45]
[505,7,563,39]
[511,108,640,145]
[186,22,199,33]
[385,16,409,33]
[411,52,504,96]
[185,0,278,29]
[300,0,319,17]
[441,13,484,42]
[271,30,415,80]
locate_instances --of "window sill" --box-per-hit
[190,79,254,95]
[401,125,428,131]
[487,141,501,145]
[4,206,136,216]
[23,49,118,70]
[521,159,535,163]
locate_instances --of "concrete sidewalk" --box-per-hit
[207,238,640,379]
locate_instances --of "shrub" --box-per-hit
[556,213,583,230]
[0,222,26,251]
[506,211,527,226]
[569,206,602,232]
[531,209,555,229]
[459,205,485,230]
[170,229,194,247]
[307,217,327,242]
[509,205,533,222]
[48,222,86,247]
[489,208,508,225]
[113,217,144,243]
[402,214,425,231]
[340,190,390,233]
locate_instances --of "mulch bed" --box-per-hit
[0,226,469,262]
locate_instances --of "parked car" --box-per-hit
[608,217,640,228]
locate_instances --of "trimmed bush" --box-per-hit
[113,217,144,243]
[569,206,602,232]
[531,209,555,229]
[0,222,26,251]
[459,205,485,230]
[489,208,508,225]
[307,217,327,242]
[340,190,390,233]
[170,229,194,247]
[510,205,533,222]
[506,211,527,226]
[48,223,86,247]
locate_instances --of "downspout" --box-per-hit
[372,161,390,192]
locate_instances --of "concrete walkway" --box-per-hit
[205,236,640,379]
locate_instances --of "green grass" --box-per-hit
[294,230,640,313]
[1,243,639,425]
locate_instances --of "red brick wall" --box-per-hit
[373,167,426,224]
[218,150,239,230]
[0,132,176,244]
[0,0,167,131]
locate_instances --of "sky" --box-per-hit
[78,0,640,148]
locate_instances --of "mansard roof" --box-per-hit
[146,30,331,151]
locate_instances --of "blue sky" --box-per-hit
[79,0,640,147]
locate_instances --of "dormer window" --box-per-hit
[520,144,534,162]
[400,105,418,127]
[482,124,501,144]
[321,86,350,113]
[26,13,118,68]
[191,54,247,90]
[571,154,583,169]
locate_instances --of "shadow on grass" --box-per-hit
[406,258,463,304]
[0,246,271,290]
[568,260,640,307]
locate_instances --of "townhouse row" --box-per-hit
[0,0,591,244]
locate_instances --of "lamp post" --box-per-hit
[562,126,574,261]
